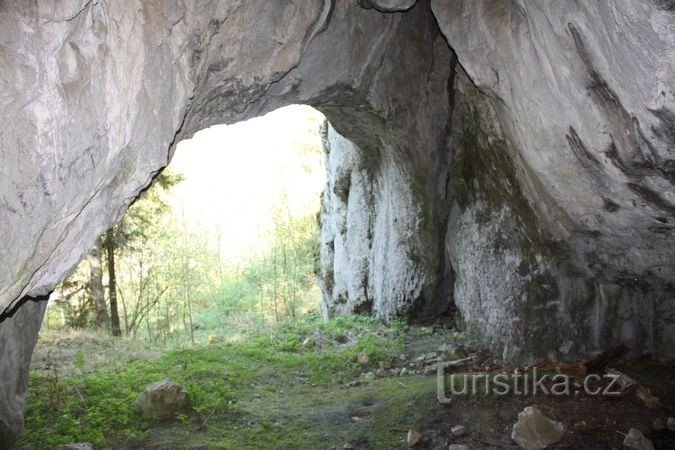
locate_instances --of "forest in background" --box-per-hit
[44,106,326,345]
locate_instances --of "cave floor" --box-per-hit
[19,320,675,449]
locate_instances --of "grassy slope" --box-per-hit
[17,316,675,449]
[17,315,429,449]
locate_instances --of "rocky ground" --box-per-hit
[20,318,675,449]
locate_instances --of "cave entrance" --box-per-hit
[42,105,327,346]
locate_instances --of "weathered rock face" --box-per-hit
[0,298,46,446]
[432,0,675,361]
[0,0,673,444]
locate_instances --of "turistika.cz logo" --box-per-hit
[434,365,623,404]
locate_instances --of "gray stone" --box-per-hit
[668,417,675,432]
[136,379,190,421]
[448,445,470,450]
[365,0,417,13]
[0,298,46,449]
[623,428,655,450]
[55,444,93,450]
[450,424,466,437]
[653,418,665,431]
[511,406,565,450]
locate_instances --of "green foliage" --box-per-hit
[104,170,184,253]
[17,315,404,449]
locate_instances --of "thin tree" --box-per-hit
[87,237,109,331]
[105,228,122,336]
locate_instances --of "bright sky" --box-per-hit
[168,105,326,265]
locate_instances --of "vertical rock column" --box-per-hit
[0,299,47,449]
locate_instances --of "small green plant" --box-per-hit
[74,351,86,370]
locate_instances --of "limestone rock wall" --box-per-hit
[318,119,448,321]
[446,68,675,363]
[431,1,675,362]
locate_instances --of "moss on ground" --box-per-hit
[17,314,414,449]
[18,316,673,449]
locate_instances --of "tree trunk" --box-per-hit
[105,229,122,337]
[87,237,109,332]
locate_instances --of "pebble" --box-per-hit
[448,445,470,450]
[450,424,466,437]
[668,417,675,432]
[653,418,665,431]
[364,371,376,382]
[623,428,655,450]
[54,445,93,450]
[357,352,370,365]
[407,429,421,447]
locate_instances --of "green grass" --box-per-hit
[16,314,406,449]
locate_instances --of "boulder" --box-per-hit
[136,379,190,421]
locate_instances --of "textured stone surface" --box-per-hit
[433,0,675,362]
[623,428,655,450]
[365,0,418,13]
[0,298,46,448]
[136,379,190,421]
[54,444,94,450]
[511,406,565,450]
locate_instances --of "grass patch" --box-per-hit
[17,314,405,449]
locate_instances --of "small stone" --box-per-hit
[623,428,655,450]
[451,424,466,437]
[573,421,590,432]
[343,443,353,449]
[407,428,421,447]
[438,344,451,352]
[511,406,565,450]
[378,360,392,369]
[415,355,426,363]
[653,418,665,430]
[400,367,408,376]
[364,371,376,382]
[399,353,407,361]
[375,368,386,377]
[448,445,470,450]
[668,417,675,432]
[357,352,370,365]
[425,352,438,360]
[55,444,93,450]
